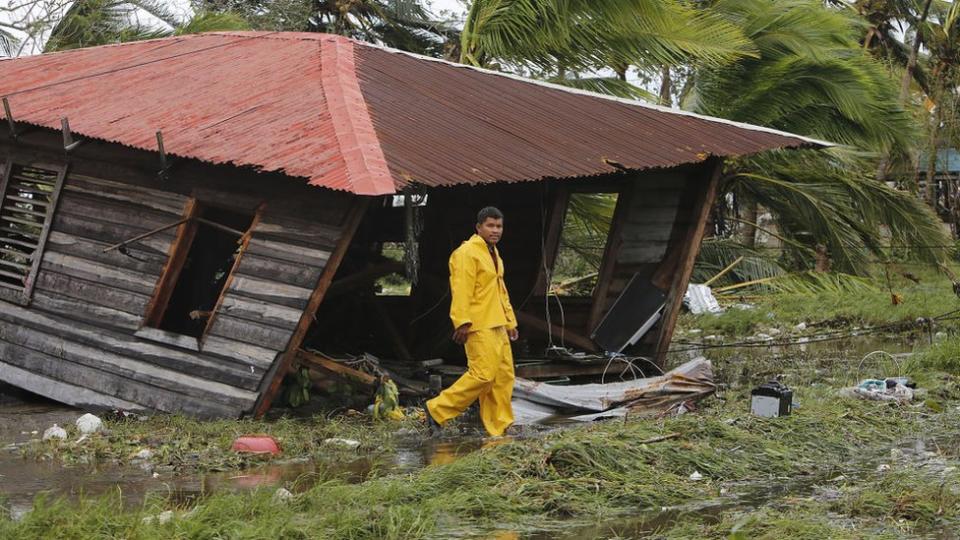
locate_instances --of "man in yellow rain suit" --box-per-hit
[425,207,518,437]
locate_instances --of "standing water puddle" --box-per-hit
[0,401,490,519]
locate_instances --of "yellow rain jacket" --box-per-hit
[448,234,517,332]
[426,234,517,436]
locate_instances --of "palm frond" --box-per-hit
[461,0,754,70]
[175,11,250,35]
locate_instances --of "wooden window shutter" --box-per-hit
[0,162,66,305]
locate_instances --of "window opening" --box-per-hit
[0,163,65,304]
[154,205,253,337]
[375,242,412,296]
[550,192,619,296]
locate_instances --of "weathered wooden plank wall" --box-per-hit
[588,171,688,332]
[0,141,352,418]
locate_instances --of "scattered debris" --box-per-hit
[751,381,793,418]
[513,358,715,423]
[231,435,281,456]
[133,449,154,461]
[272,488,295,503]
[76,413,104,435]
[684,284,723,315]
[372,377,404,421]
[688,471,704,481]
[846,378,915,403]
[323,438,361,449]
[42,424,67,441]
[142,510,175,525]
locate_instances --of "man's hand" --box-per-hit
[508,328,519,341]
[452,323,472,344]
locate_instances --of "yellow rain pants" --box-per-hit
[427,326,515,436]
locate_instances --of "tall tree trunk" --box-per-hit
[658,65,672,106]
[739,200,758,248]
[876,0,933,182]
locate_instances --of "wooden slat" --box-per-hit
[0,234,40,248]
[31,290,142,331]
[202,335,278,369]
[0,301,262,389]
[227,275,313,309]
[0,267,25,281]
[58,193,179,230]
[208,314,294,351]
[65,174,188,214]
[35,271,150,316]
[1,214,44,228]
[217,295,303,328]
[5,205,48,219]
[0,360,145,412]
[232,252,322,288]
[52,213,174,254]
[254,198,368,417]
[245,237,331,267]
[6,194,50,206]
[0,246,30,260]
[0,342,240,418]
[0,258,30,272]
[41,251,157,295]
[0,323,256,409]
[45,231,166,275]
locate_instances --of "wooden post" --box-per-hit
[587,182,634,332]
[252,197,370,417]
[653,158,723,365]
[531,184,570,295]
[142,198,200,326]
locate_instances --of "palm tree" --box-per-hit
[459,0,755,96]
[691,0,951,273]
[41,0,250,52]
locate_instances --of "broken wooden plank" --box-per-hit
[227,275,313,309]
[207,314,295,352]
[297,350,377,386]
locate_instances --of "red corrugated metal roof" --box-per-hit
[0,32,826,195]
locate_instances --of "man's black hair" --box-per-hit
[477,206,504,224]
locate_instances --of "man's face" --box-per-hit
[476,217,503,245]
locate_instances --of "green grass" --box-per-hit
[5,364,960,538]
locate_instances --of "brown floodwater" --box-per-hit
[0,400,493,520]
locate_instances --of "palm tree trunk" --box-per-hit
[876,0,933,182]
[739,200,758,248]
[658,66,672,106]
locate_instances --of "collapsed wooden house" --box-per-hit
[0,32,824,418]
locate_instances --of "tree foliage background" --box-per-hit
[1,0,957,285]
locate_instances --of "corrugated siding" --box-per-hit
[0,32,821,196]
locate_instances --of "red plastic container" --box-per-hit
[231,435,281,456]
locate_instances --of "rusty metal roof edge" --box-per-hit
[350,39,836,149]
[317,35,396,195]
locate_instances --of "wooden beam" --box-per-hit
[587,182,634,332]
[142,199,199,327]
[653,158,723,365]
[516,310,599,352]
[252,198,370,417]
[531,184,570,295]
[297,349,377,386]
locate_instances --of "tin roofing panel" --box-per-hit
[0,32,825,195]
